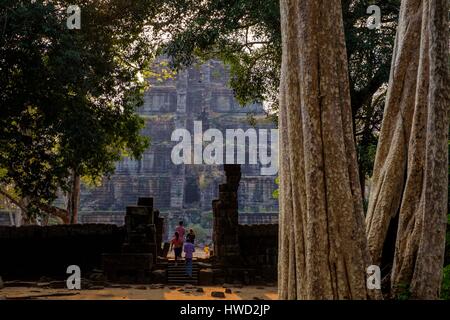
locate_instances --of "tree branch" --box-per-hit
[0,187,69,224]
[0,187,27,212]
[36,203,69,224]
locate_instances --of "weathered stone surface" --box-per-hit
[151,269,166,283]
[198,268,214,286]
[214,278,226,285]
[225,288,232,294]
[197,262,212,268]
[89,273,106,282]
[211,291,226,298]
[0,276,3,289]
[102,253,153,283]
[38,276,52,283]
[6,292,80,299]
[136,285,147,290]
[213,165,242,265]
[88,286,105,290]
[102,198,162,284]
[0,224,125,279]
[108,284,131,289]
[48,281,66,289]
[36,282,51,288]
[4,281,37,288]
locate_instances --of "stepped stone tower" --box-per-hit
[78,60,279,236]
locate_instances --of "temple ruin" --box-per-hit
[73,60,279,241]
[0,60,278,286]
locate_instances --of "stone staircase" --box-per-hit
[167,260,199,285]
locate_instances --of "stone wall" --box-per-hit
[211,165,278,282]
[238,224,278,268]
[79,211,126,225]
[0,224,125,280]
[212,165,242,265]
[210,224,278,284]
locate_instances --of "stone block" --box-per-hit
[125,206,153,226]
[162,242,170,258]
[152,269,166,283]
[198,268,214,286]
[211,291,226,298]
[137,197,153,208]
[102,253,153,283]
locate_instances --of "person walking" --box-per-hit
[186,228,195,244]
[203,244,210,258]
[184,239,195,278]
[170,231,183,266]
[175,221,186,242]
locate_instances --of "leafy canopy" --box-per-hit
[0,0,162,216]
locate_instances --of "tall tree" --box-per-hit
[365,0,449,299]
[154,0,399,196]
[278,0,375,299]
[0,0,155,223]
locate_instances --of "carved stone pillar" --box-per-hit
[212,164,241,265]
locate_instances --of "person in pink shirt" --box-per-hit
[184,239,195,278]
[175,221,186,242]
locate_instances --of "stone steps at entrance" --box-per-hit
[167,260,199,285]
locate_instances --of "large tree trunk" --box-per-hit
[278,0,375,299]
[365,0,449,299]
[67,173,81,224]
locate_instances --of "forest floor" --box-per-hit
[0,285,278,300]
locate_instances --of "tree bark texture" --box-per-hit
[278,0,374,300]
[365,0,449,299]
[67,173,81,224]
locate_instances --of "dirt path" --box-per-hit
[0,285,278,300]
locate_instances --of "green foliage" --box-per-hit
[441,265,450,300]
[357,141,378,180]
[156,0,282,109]
[272,176,279,200]
[394,283,412,301]
[199,211,213,228]
[153,1,400,189]
[0,0,159,216]
[156,0,398,115]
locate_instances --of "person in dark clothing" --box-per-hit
[186,228,195,244]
